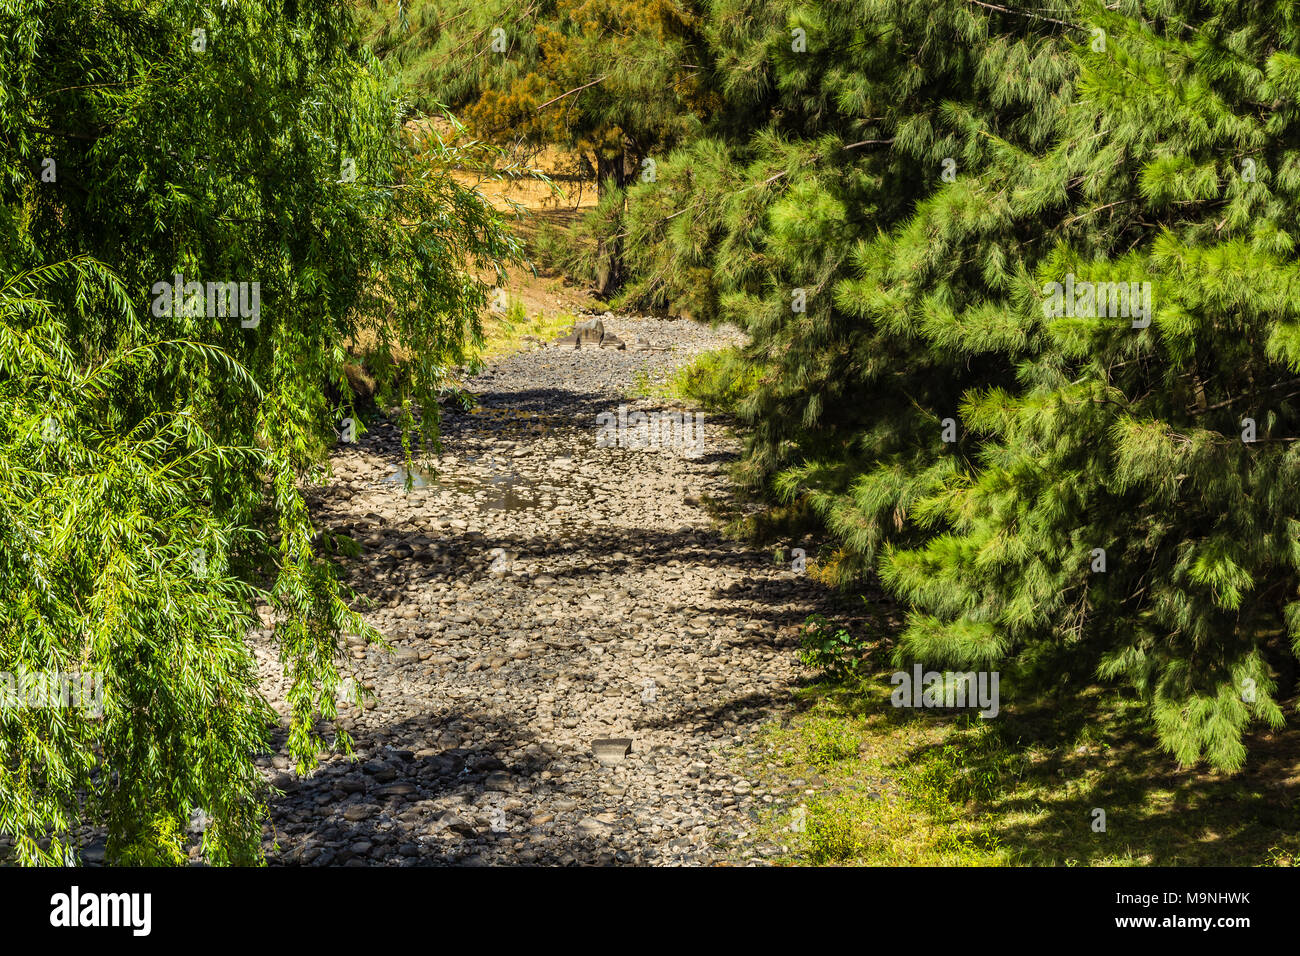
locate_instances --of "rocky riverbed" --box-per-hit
[252,315,834,865]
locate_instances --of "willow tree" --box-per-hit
[0,0,518,864]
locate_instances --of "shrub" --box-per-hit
[797,615,867,683]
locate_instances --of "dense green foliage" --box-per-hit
[435,0,1300,771]
[5,0,1296,874]
[0,0,516,864]
[876,0,1300,772]
[358,0,710,181]
[357,0,714,289]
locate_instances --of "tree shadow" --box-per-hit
[263,708,691,867]
[887,693,1300,865]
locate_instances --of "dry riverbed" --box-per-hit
[253,315,835,866]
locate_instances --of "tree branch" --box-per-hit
[535,75,610,111]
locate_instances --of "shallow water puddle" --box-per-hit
[383,462,539,512]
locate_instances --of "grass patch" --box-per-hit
[660,345,761,413]
[735,616,1300,866]
[475,300,575,362]
[749,682,1007,866]
[630,367,674,402]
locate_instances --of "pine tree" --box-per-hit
[615,0,1078,578]
[613,0,1300,769]
[882,0,1300,771]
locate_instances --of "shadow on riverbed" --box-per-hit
[265,708,701,867]
[279,375,835,865]
[335,522,847,641]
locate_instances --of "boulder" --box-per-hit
[574,317,605,345]
[552,315,626,349]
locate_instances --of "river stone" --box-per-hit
[441,814,476,836]
[575,817,610,838]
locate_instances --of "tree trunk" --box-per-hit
[594,143,637,297]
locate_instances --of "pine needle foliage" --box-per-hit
[611,0,1300,769]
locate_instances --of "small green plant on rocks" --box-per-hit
[797,614,866,682]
